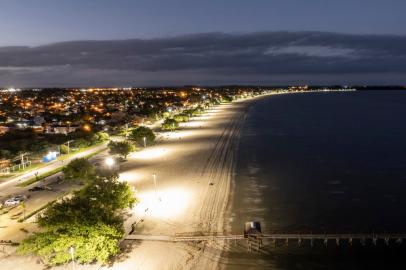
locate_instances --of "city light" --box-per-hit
[82,124,91,132]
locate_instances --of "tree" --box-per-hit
[221,95,233,103]
[193,106,204,115]
[59,144,69,154]
[108,141,135,160]
[18,174,135,266]
[68,130,107,147]
[77,174,137,212]
[96,132,110,142]
[183,107,204,117]
[62,158,95,182]
[71,138,89,149]
[129,126,155,146]
[18,223,122,265]
[173,113,189,123]
[161,118,179,131]
[162,111,170,119]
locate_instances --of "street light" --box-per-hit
[105,157,115,168]
[83,124,91,132]
[143,136,147,148]
[21,153,28,170]
[152,173,161,201]
[152,173,157,195]
[64,140,74,155]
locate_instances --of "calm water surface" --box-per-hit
[224,91,406,269]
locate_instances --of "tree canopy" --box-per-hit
[221,95,233,103]
[129,126,155,146]
[108,141,135,159]
[62,158,95,182]
[161,118,179,131]
[173,113,189,123]
[18,174,136,266]
[182,106,204,117]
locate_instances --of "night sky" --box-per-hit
[1,0,406,86]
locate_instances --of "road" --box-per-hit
[0,141,111,242]
[0,142,108,198]
[0,145,112,244]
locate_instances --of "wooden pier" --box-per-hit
[125,233,406,244]
[125,222,406,252]
[125,232,406,252]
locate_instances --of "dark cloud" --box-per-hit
[1,31,406,86]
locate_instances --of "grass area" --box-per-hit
[16,146,107,188]
[58,142,105,161]
[2,143,106,182]
[0,174,16,180]
[0,163,42,181]
[82,147,106,159]
[17,166,65,187]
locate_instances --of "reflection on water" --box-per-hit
[225,91,406,269]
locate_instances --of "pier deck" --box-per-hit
[125,233,406,244]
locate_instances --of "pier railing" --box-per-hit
[125,232,406,251]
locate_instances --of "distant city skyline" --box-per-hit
[1,0,406,86]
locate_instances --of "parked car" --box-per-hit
[28,186,44,192]
[4,195,27,206]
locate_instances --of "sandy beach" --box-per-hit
[112,96,259,270]
[0,95,262,270]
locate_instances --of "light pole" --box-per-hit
[66,121,71,135]
[152,173,161,201]
[69,246,75,270]
[64,140,74,155]
[152,173,157,197]
[143,136,147,148]
[21,153,27,170]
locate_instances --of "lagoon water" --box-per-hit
[224,91,406,269]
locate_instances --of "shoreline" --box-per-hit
[191,95,267,269]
